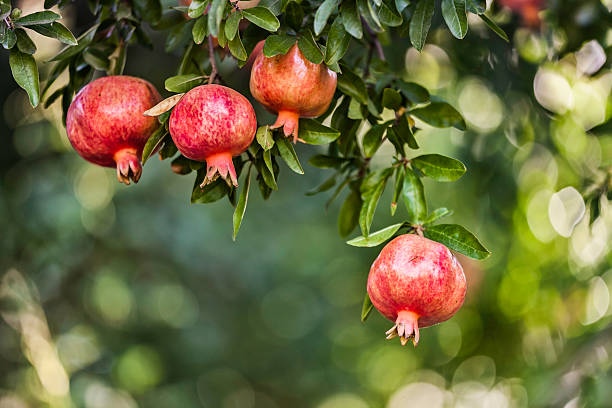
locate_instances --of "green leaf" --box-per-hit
[159,139,178,159]
[409,0,434,51]
[299,119,341,145]
[424,207,453,224]
[142,127,168,164]
[338,189,362,238]
[395,0,410,12]
[362,123,389,158]
[359,172,390,236]
[14,11,60,26]
[263,34,296,57]
[403,168,427,224]
[297,29,323,64]
[276,137,304,174]
[9,48,39,107]
[309,155,345,168]
[233,165,252,240]
[382,88,402,110]
[441,0,468,39]
[27,22,77,45]
[260,149,278,189]
[217,21,227,48]
[242,6,280,32]
[306,173,337,196]
[396,80,429,105]
[338,63,368,104]
[225,9,242,40]
[188,0,207,18]
[411,102,466,130]
[325,17,350,66]
[228,33,247,61]
[1,27,17,49]
[15,29,36,54]
[377,0,402,27]
[361,292,374,322]
[341,0,362,39]
[466,0,485,14]
[357,0,382,31]
[347,223,403,247]
[479,14,509,42]
[314,0,340,35]
[83,49,110,70]
[50,23,97,61]
[394,113,418,149]
[391,166,404,215]
[207,0,225,37]
[192,16,208,44]
[411,154,466,182]
[424,224,490,260]
[165,74,206,93]
[385,127,405,156]
[191,174,230,203]
[256,125,275,150]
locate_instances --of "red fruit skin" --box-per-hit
[499,0,544,27]
[168,84,257,187]
[249,43,337,142]
[367,234,466,345]
[66,75,161,184]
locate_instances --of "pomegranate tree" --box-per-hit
[66,76,161,185]
[249,43,337,143]
[169,85,257,187]
[367,234,466,346]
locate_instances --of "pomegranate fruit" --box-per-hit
[367,234,466,346]
[249,43,337,143]
[66,75,161,185]
[499,0,544,27]
[168,84,257,187]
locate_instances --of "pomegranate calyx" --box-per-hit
[385,310,420,347]
[114,148,142,185]
[270,110,303,144]
[203,152,238,187]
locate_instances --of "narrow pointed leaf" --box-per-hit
[165,74,205,93]
[9,49,39,107]
[338,189,362,237]
[256,125,275,150]
[325,17,350,65]
[479,14,509,42]
[15,11,60,26]
[410,102,466,130]
[402,168,427,224]
[228,33,248,61]
[142,127,169,164]
[263,34,296,57]
[411,154,466,182]
[233,165,252,240]
[144,93,184,116]
[361,292,374,322]
[28,22,77,45]
[409,0,434,51]
[242,6,280,31]
[441,0,468,39]
[314,0,340,35]
[424,224,490,259]
[297,29,324,64]
[225,10,242,40]
[347,223,403,247]
[424,207,453,224]
[299,119,341,145]
[276,137,304,174]
[341,0,362,39]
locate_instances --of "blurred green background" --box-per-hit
[2,0,612,407]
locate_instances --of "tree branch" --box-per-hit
[208,36,219,85]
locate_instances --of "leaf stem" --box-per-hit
[362,18,385,61]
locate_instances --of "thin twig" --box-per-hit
[362,18,385,61]
[208,36,218,85]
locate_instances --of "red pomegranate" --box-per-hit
[66,75,161,185]
[168,85,257,187]
[499,0,544,27]
[249,43,337,143]
[367,234,466,346]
